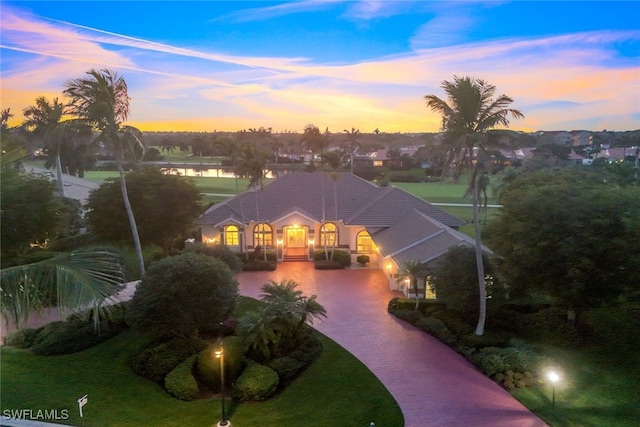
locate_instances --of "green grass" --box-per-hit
[0,298,403,427]
[512,348,640,427]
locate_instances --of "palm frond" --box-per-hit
[0,251,124,330]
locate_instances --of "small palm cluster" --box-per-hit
[237,280,326,360]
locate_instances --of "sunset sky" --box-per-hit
[1,1,639,133]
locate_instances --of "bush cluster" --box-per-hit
[356,255,370,265]
[165,355,199,401]
[6,303,129,356]
[314,259,343,270]
[241,259,277,271]
[389,297,447,313]
[388,302,545,390]
[313,249,351,270]
[267,357,305,383]
[232,362,279,401]
[130,336,206,383]
[181,243,243,273]
[470,345,545,390]
[389,173,420,183]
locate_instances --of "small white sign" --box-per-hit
[77,395,88,418]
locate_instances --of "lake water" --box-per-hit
[161,167,276,179]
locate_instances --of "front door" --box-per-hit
[285,226,307,258]
[286,227,306,248]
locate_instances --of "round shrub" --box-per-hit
[286,330,323,364]
[232,362,279,401]
[268,357,305,383]
[130,337,206,383]
[392,309,424,325]
[181,243,243,273]
[472,348,507,376]
[356,255,370,265]
[4,327,42,349]
[165,355,199,401]
[126,253,239,337]
[415,316,448,335]
[196,336,245,391]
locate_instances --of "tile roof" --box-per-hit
[196,172,466,228]
[372,209,483,267]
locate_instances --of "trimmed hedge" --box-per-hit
[313,250,351,267]
[242,259,277,271]
[388,297,447,313]
[314,259,343,270]
[268,357,305,383]
[4,327,43,349]
[27,303,128,356]
[165,355,199,401]
[232,362,279,401]
[130,337,206,383]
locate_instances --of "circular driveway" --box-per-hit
[238,262,547,427]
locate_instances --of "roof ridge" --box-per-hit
[346,185,395,223]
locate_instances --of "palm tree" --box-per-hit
[342,127,361,174]
[397,261,428,310]
[301,124,328,168]
[235,142,270,190]
[425,76,524,335]
[22,97,67,195]
[259,280,326,336]
[63,69,147,276]
[1,250,125,332]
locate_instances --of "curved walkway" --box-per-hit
[238,262,546,427]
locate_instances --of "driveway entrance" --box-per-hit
[238,262,546,427]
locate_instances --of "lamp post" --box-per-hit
[547,371,560,410]
[214,343,230,427]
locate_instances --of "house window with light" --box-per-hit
[319,222,338,247]
[224,225,239,246]
[253,223,273,248]
[425,276,437,299]
[356,230,373,253]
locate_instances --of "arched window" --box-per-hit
[356,230,373,253]
[224,225,239,246]
[253,223,273,248]
[319,222,338,247]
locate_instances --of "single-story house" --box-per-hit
[196,172,480,296]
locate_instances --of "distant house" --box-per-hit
[593,146,639,162]
[196,172,479,296]
[369,147,418,168]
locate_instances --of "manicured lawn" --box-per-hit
[1,298,403,426]
[512,348,640,427]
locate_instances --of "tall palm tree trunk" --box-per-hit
[117,160,145,276]
[471,167,487,335]
[54,151,65,197]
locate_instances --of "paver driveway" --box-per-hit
[238,262,547,427]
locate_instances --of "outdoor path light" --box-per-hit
[547,370,560,410]
[215,322,231,427]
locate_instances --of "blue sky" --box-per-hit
[1,1,639,133]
